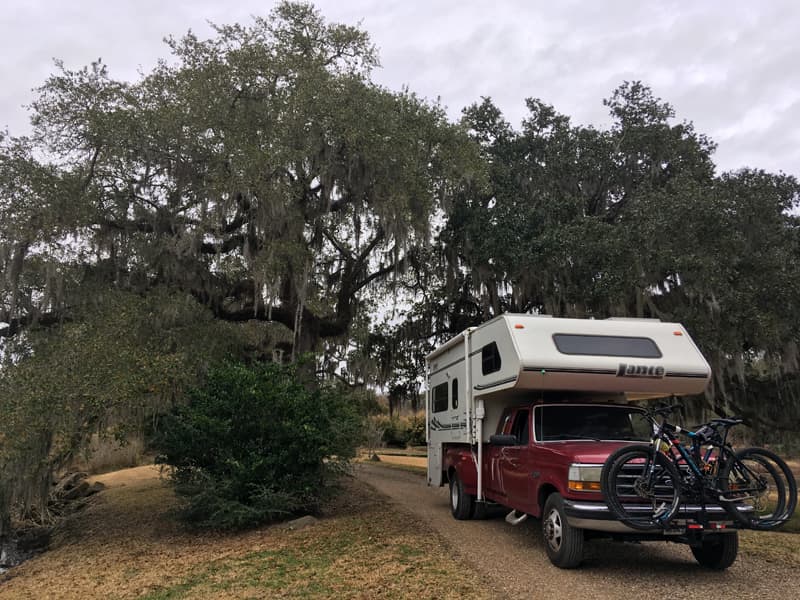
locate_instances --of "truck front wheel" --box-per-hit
[690,533,739,570]
[542,493,584,569]
[449,472,474,520]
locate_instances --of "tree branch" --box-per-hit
[200,234,245,254]
[322,229,351,258]
[355,226,384,266]
[81,145,101,192]
[357,251,407,291]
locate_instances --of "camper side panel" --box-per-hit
[469,318,521,397]
[427,343,468,486]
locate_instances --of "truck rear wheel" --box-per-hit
[542,493,584,569]
[690,533,738,570]
[449,472,474,520]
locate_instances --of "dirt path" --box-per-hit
[356,463,799,600]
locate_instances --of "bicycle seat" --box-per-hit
[709,417,744,426]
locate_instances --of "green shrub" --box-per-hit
[373,414,427,448]
[405,417,426,447]
[154,361,361,530]
[381,418,408,448]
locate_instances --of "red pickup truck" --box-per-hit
[425,315,735,569]
[442,401,738,569]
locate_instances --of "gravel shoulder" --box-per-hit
[356,462,800,600]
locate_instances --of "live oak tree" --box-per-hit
[2,2,470,356]
[0,2,476,532]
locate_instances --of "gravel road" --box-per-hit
[355,463,796,600]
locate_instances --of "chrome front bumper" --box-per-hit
[562,499,741,534]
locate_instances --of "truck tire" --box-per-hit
[542,493,584,569]
[449,472,474,520]
[472,501,488,520]
[690,533,739,570]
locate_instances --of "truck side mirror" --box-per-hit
[489,434,518,446]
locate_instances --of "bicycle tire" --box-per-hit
[719,447,797,530]
[601,444,683,531]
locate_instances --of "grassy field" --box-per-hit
[0,466,492,600]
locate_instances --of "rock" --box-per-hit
[62,481,91,501]
[0,526,52,571]
[87,482,106,495]
[0,543,17,568]
[15,527,51,554]
[369,453,381,462]
[281,515,318,531]
[53,472,88,496]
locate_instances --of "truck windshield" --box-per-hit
[535,405,650,442]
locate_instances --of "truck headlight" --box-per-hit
[568,464,602,492]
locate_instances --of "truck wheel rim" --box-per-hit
[451,483,458,510]
[544,509,562,552]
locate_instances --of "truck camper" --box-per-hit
[425,314,744,569]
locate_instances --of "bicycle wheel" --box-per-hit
[600,444,683,531]
[719,447,797,530]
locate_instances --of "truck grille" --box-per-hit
[612,461,683,502]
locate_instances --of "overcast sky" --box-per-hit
[1,0,798,175]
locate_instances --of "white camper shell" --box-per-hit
[425,314,711,487]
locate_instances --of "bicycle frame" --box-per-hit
[646,411,776,527]
[646,412,728,490]
[603,404,796,532]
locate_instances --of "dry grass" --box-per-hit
[730,457,800,559]
[370,455,427,469]
[0,466,492,600]
[740,529,800,567]
[355,454,427,476]
[71,433,146,475]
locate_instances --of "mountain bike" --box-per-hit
[600,404,797,531]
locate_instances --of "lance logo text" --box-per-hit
[616,363,665,378]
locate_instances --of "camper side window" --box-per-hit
[432,382,448,413]
[452,379,458,409]
[552,334,662,358]
[481,342,502,375]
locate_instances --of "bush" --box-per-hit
[370,414,427,449]
[381,418,409,448]
[405,417,426,447]
[154,361,361,530]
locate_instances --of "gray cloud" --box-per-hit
[2,0,798,174]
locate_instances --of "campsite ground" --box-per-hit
[0,459,798,599]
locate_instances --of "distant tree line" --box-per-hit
[1,2,798,532]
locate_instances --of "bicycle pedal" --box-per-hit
[652,502,668,518]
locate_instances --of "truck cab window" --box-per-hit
[538,405,649,442]
[498,413,512,434]
[511,409,530,445]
